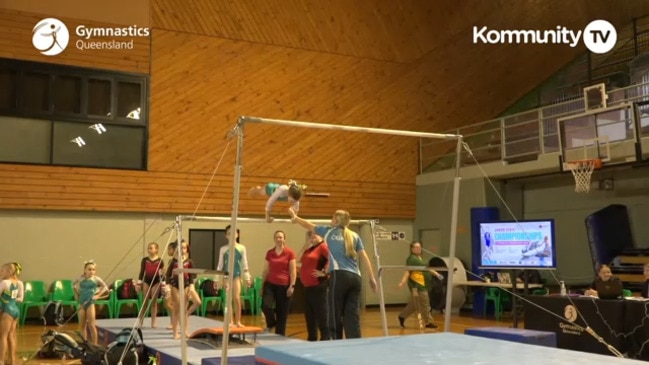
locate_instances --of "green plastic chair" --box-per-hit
[253,276,263,315]
[532,287,549,295]
[19,280,49,325]
[139,289,165,317]
[622,289,633,298]
[94,289,115,318]
[484,287,504,320]
[113,279,141,318]
[50,279,80,315]
[240,282,256,314]
[197,277,222,316]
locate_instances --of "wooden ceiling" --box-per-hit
[148,0,648,183]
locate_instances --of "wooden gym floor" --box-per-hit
[15,307,511,364]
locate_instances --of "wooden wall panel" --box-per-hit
[0,9,150,73]
[0,1,647,219]
[0,164,414,218]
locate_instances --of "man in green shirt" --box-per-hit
[397,241,443,329]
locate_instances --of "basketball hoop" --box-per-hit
[564,159,602,193]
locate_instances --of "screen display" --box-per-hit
[479,220,557,269]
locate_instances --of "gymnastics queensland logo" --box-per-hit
[32,18,70,56]
[559,304,583,336]
[564,305,578,322]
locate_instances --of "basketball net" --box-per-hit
[566,160,598,193]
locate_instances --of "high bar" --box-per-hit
[177,215,369,225]
[240,116,461,140]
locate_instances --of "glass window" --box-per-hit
[117,81,142,120]
[0,69,16,110]
[52,121,145,169]
[88,78,112,116]
[0,116,51,163]
[53,75,81,114]
[21,72,50,112]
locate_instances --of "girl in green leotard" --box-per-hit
[73,261,108,345]
[0,262,23,365]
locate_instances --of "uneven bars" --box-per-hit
[241,116,460,140]
[178,215,368,225]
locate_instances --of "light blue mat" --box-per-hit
[255,332,645,365]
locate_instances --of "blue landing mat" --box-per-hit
[254,332,646,365]
[95,316,302,365]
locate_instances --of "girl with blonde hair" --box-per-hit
[288,208,377,340]
[0,262,23,365]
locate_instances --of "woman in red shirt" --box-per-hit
[261,230,297,336]
[299,231,330,341]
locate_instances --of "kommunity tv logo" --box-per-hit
[473,20,617,54]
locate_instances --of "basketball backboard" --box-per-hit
[558,102,641,172]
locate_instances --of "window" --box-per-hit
[52,121,145,169]
[53,75,81,114]
[0,116,52,164]
[0,69,16,111]
[88,78,112,117]
[21,72,50,113]
[117,81,142,120]
[0,58,148,170]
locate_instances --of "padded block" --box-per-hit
[465,327,556,348]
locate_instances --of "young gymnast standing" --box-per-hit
[137,242,164,328]
[217,225,251,327]
[73,260,108,345]
[0,262,23,365]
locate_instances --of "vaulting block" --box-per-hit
[464,327,557,348]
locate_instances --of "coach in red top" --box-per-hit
[261,230,297,336]
[299,231,330,341]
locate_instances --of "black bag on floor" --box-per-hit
[37,330,105,364]
[104,328,144,365]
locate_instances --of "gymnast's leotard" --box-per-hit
[139,257,164,285]
[166,258,195,289]
[75,276,107,309]
[0,279,23,319]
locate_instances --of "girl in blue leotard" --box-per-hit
[217,225,251,327]
[0,262,24,365]
[73,261,108,345]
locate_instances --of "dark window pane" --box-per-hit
[0,69,17,110]
[88,78,111,116]
[52,121,145,169]
[21,72,50,112]
[117,81,141,119]
[0,116,51,163]
[53,75,81,114]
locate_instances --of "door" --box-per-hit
[188,229,227,270]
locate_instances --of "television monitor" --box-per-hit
[478,219,557,270]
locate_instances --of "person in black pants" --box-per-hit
[299,231,330,341]
[289,208,377,340]
[260,230,297,336]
